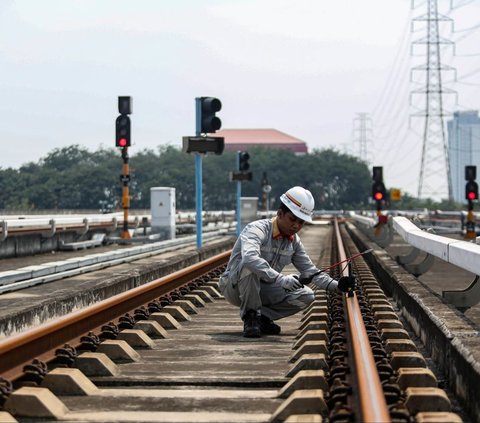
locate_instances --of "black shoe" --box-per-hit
[243,310,261,338]
[259,315,281,335]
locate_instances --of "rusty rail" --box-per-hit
[334,219,391,422]
[0,250,230,381]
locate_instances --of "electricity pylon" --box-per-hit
[410,0,457,200]
[352,113,373,164]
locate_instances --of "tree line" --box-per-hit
[0,144,459,212]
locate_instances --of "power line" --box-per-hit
[373,97,423,164]
[449,0,476,10]
[453,22,480,32]
[370,13,413,119]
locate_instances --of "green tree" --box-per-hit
[3,143,439,212]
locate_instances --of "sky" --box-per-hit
[1,0,479,199]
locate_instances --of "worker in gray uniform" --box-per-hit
[218,186,355,338]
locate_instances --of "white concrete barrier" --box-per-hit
[392,217,480,275]
[350,214,376,229]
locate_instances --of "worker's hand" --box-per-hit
[337,276,356,294]
[277,274,303,292]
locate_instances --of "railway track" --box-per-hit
[0,220,465,422]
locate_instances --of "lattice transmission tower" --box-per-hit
[352,113,373,164]
[410,0,457,200]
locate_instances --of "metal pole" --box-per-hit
[237,180,241,237]
[374,207,382,237]
[195,98,203,248]
[466,200,476,240]
[261,172,267,212]
[195,154,203,248]
[236,151,241,236]
[121,147,131,240]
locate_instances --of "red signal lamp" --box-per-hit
[466,180,478,201]
[374,192,383,201]
[118,138,128,148]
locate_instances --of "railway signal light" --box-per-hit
[466,165,476,181]
[116,115,131,147]
[465,166,478,201]
[372,166,383,183]
[372,182,386,202]
[186,97,224,154]
[465,166,478,238]
[371,166,386,202]
[114,96,133,240]
[230,151,252,181]
[466,181,478,201]
[199,97,222,133]
[115,96,132,148]
[373,187,384,201]
[118,96,132,115]
[239,151,250,171]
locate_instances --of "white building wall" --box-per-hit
[447,111,480,203]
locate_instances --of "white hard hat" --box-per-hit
[280,186,314,223]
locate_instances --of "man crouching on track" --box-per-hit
[218,186,355,338]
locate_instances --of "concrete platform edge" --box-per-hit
[0,238,234,338]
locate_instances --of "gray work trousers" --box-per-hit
[218,272,315,320]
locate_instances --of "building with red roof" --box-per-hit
[216,129,308,154]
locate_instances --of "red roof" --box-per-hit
[216,129,308,154]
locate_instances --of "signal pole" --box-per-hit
[229,151,252,236]
[465,166,478,240]
[372,166,387,235]
[261,172,269,212]
[236,152,241,237]
[236,151,251,236]
[115,96,132,240]
[466,202,475,240]
[121,148,131,239]
[195,98,203,248]
[186,97,223,249]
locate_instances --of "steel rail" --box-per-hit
[0,250,230,381]
[334,219,391,422]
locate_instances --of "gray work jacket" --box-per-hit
[223,218,337,291]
